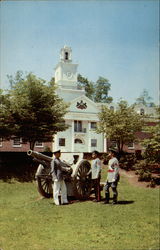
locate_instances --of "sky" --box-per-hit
[0,0,159,105]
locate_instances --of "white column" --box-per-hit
[88,121,91,152]
[71,120,74,152]
[52,134,58,152]
[103,134,107,152]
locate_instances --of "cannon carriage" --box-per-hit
[27,150,93,200]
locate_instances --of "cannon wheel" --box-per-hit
[73,160,92,200]
[36,166,53,198]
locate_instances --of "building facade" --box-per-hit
[53,46,105,153]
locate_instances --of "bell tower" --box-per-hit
[55,45,78,88]
[54,46,85,101]
[60,46,72,63]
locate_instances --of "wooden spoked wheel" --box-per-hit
[37,166,53,198]
[74,160,92,200]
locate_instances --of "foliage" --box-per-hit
[48,76,55,87]
[1,72,69,149]
[134,159,160,182]
[94,76,113,103]
[77,74,112,103]
[119,153,137,171]
[0,89,16,140]
[97,100,144,152]
[142,106,160,163]
[77,74,95,100]
[134,159,149,171]
[135,89,155,107]
[137,170,152,182]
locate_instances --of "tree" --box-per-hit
[77,74,95,100]
[0,90,16,140]
[97,100,144,153]
[142,106,160,162]
[77,74,113,103]
[94,77,113,103]
[135,89,155,107]
[1,72,68,150]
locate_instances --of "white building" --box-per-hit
[52,46,106,153]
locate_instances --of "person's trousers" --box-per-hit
[52,180,68,205]
[92,178,101,201]
[104,181,118,202]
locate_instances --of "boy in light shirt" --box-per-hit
[104,149,120,204]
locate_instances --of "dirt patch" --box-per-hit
[120,169,160,189]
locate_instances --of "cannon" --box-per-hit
[27,150,92,200]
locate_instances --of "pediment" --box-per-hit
[68,95,99,114]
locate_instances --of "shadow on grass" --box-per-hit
[100,197,134,205]
[67,197,135,205]
[117,200,134,205]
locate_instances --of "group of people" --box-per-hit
[50,148,120,206]
[91,149,120,205]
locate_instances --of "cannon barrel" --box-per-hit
[27,150,52,163]
[27,150,72,174]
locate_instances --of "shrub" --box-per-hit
[133,160,152,182]
[149,179,156,188]
[137,169,152,182]
[119,153,137,171]
[142,146,160,164]
[133,160,149,171]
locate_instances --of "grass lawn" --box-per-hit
[0,174,159,250]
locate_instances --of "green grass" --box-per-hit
[0,175,159,250]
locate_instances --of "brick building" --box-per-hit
[0,138,52,152]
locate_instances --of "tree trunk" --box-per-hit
[29,141,35,150]
[120,141,124,152]
[117,141,121,153]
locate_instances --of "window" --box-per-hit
[127,142,134,149]
[13,137,22,147]
[140,108,145,115]
[59,138,65,146]
[65,52,68,60]
[74,138,83,144]
[74,120,82,132]
[91,139,97,147]
[0,138,2,147]
[35,141,43,147]
[91,122,97,129]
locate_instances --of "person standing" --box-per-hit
[104,149,120,205]
[91,150,102,202]
[51,150,69,206]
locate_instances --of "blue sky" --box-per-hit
[0,0,159,104]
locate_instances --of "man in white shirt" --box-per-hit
[104,149,120,204]
[91,150,102,202]
[51,150,69,205]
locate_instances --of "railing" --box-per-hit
[74,128,87,133]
